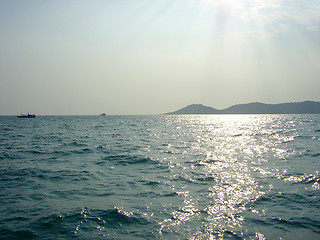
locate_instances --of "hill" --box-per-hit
[166,104,220,114]
[166,101,320,114]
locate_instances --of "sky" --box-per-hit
[1,0,320,115]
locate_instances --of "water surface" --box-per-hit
[0,115,319,239]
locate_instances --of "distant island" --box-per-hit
[166,101,320,114]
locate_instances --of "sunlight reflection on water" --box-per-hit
[156,114,317,239]
[1,114,319,239]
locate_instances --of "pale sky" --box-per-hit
[1,0,320,115]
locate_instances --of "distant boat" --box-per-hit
[100,113,106,116]
[17,113,36,118]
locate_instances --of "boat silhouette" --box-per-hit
[17,113,36,118]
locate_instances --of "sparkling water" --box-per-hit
[0,115,319,239]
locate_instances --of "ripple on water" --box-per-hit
[1,115,320,239]
[99,154,155,166]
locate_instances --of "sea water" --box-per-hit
[0,115,319,239]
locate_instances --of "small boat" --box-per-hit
[100,113,106,116]
[17,113,36,118]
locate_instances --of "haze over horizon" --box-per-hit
[1,0,320,115]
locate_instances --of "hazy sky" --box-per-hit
[1,0,320,115]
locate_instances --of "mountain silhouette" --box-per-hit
[167,104,220,114]
[166,101,320,114]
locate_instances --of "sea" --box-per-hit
[0,114,319,239]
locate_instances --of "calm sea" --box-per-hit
[0,115,319,239]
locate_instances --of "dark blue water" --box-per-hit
[0,115,319,239]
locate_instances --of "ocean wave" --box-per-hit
[0,228,37,240]
[1,115,320,239]
[101,154,155,165]
[96,144,112,154]
[71,148,94,154]
[64,141,88,147]
[71,207,156,239]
